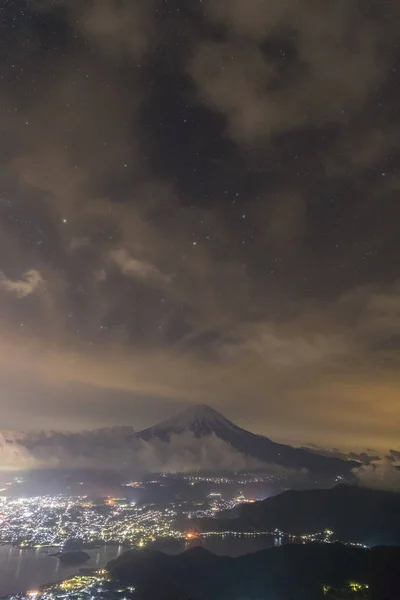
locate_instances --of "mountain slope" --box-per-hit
[197,484,400,546]
[0,406,359,475]
[137,404,359,475]
[138,404,246,439]
[108,543,400,600]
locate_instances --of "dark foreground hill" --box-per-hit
[108,543,400,600]
[196,485,400,546]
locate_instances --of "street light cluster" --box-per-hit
[0,496,180,548]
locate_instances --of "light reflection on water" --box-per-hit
[0,536,290,596]
[0,544,124,597]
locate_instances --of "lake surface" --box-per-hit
[0,535,287,596]
[0,545,125,597]
[186,533,285,557]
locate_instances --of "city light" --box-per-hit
[0,495,181,548]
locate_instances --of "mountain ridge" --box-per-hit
[138,404,249,440]
[0,405,360,475]
[136,404,359,476]
[108,543,400,599]
[195,484,400,546]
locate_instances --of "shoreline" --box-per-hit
[0,543,122,598]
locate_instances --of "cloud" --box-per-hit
[94,269,107,283]
[189,0,395,144]
[223,324,348,368]
[0,432,39,471]
[304,444,381,465]
[109,248,171,284]
[326,127,400,176]
[354,459,400,492]
[6,428,306,478]
[0,420,396,485]
[32,0,155,61]
[340,283,400,344]
[0,428,267,473]
[68,237,91,253]
[76,0,154,60]
[0,0,398,460]
[132,433,266,474]
[1,279,400,452]
[0,269,43,298]
[387,449,400,463]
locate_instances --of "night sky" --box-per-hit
[0,0,400,453]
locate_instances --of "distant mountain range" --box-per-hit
[108,543,400,600]
[196,484,400,546]
[1,404,359,476]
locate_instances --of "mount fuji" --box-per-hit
[138,404,244,440]
[137,404,359,476]
[0,405,359,475]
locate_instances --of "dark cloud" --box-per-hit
[387,449,400,463]
[0,429,267,473]
[189,0,397,144]
[0,0,398,460]
[305,445,381,466]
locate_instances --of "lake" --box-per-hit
[186,533,285,557]
[0,535,287,596]
[0,544,125,597]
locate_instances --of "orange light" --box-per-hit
[105,497,118,506]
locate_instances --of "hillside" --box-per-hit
[137,404,359,476]
[0,405,359,476]
[107,543,400,600]
[196,485,400,546]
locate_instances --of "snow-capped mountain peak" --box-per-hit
[136,404,359,476]
[0,405,359,476]
[137,404,242,440]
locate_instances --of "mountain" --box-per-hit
[108,543,400,600]
[196,484,400,546]
[138,404,246,439]
[137,404,359,476]
[0,405,359,475]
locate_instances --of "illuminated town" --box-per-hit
[4,570,136,600]
[0,495,181,548]
[0,490,369,550]
[0,488,372,600]
[3,572,372,600]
